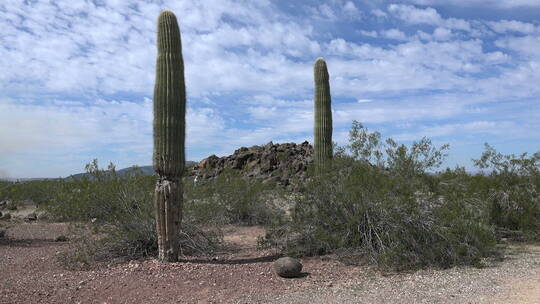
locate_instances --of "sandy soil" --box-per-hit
[1,220,540,304]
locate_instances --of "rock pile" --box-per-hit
[190,141,314,186]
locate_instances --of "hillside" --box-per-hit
[190,141,314,187]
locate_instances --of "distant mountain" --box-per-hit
[64,161,197,181]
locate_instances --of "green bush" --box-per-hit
[0,179,63,207]
[260,123,498,270]
[473,144,540,239]
[42,160,155,223]
[185,169,285,226]
[44,160,221,266]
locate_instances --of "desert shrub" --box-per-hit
[184,169,285,225]
[473,144,540,239]
[0,179,63,207]
[260,122,498,270]
[47,160,221,266]
[43,160,155,222]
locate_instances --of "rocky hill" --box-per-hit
[59,142,314,185]
[190,141,314,186]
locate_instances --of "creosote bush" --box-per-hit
[40,160,281,267]
[260,122,499,270]
[5,122,539,271]
[44,160,221,267]
[184,169,285,226]
[0,179,62,208]
[472,144,540,240]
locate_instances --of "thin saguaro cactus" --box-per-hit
[313,57,333,168]
[153,10,186,262]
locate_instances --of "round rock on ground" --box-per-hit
[273,257,303,278]
[24,213,37,222]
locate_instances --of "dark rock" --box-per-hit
[189,142,314,188]
[55,235,69,242]
[6,202,17,211]
[198,154,219,169]
[273,257,303,278]
[0,229,5,238]
[24,212,37,222]
[234,147,249,154]
[1,213,11,220]
[264,141,274,149]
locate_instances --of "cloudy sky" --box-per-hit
[1,0,539,178]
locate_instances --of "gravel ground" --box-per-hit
[1,220,540,304]
[241,245,540,304]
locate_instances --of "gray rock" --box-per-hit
[24,212,37,222]
[190,142,314,188]
[273,257,303,278]
[55,235,69,242]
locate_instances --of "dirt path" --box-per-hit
[489,246,540,304]
[492,274,540,304]
[1,221,540,303]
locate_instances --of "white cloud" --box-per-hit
[392,120,535,142]
[0,97,152,177]
[489,20,537,34]
[0,0,320,99]
[381,29,408,40]
[388,4,442,25]
[495,36,540,58]
[1,0,540,176]
[388,4,471,31]
[358,30,379,38]
[371,9,388,18]
[407,0,540,9]
[433,27,453,41]
[343,1,360,16]
[316,4,337,20]
[325,38,510,95]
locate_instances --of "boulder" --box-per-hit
[55,235,69,242]
[1,213,11,220]
[273,257,303,278]
[24,213,37,222]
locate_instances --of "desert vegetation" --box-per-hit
[1,123,539,271]
[1,9,538,279]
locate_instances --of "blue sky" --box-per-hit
[1,0,539,178]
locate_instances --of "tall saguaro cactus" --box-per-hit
[313,57,333,168]
[153,10,186,262]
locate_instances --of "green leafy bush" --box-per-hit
[185,169,285,225]
[473,144,540,239]
[44,160,221,266]
[260,122,498,270]
[0,179,63,207]
[42,160,154,223]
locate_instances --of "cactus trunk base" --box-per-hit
[154,177,182,262]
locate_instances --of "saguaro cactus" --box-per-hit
[313,57,333,168]
[153,10,186,262]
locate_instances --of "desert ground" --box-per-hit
[1,212,540,304]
